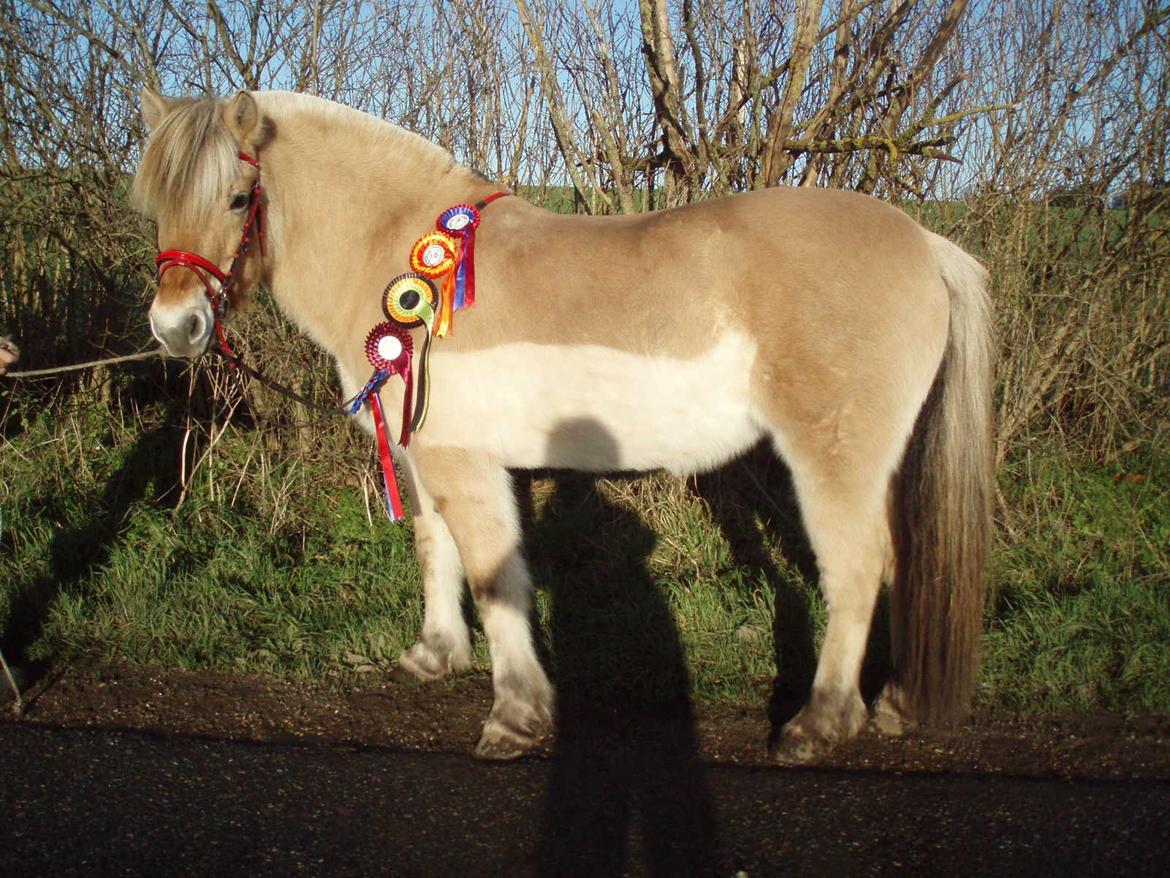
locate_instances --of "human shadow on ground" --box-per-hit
[690,440,892,742]
[522,418,725,875]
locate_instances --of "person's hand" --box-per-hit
[0,336,20,376]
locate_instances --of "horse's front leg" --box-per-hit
[392,453,472,682]
[338,364,473,683]
[412,446,554,760]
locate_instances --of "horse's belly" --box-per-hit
[421,333,763,474]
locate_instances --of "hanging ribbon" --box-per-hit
[368,391,405,522]
[437,204,481,311]
[383,272,439,433]
[352,322,414,522]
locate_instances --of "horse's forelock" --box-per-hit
[132,96,240,223]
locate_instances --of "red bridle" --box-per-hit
[154,151,265,360]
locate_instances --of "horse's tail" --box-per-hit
[887,232,995,727]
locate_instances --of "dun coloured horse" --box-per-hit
[133,90,993,762]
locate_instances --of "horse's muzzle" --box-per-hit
[150,297,214,358]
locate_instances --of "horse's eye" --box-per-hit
[228,192,250,211]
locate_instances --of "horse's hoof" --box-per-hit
[473,730,532,761]
[391,637,470,684]
[872,684,917,737]
[473,719,546,761]
[769,728,833,764]
[770,692,867,763]
[472,694,553,760]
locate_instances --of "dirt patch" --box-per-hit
[3,662,1168,781]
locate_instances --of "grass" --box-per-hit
[981,442,1170,713]
[0,395,422,680]
[3,382,1167,715]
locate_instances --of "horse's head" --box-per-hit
[133,90,270,358]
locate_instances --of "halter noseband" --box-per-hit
[154,151,265,359]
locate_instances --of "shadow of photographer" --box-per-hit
[524,418,724,875]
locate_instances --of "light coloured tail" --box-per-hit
[888,232,995,726]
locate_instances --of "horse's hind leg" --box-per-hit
[770,439,895,763]
[412,446,554,760]
[392,460,472,682]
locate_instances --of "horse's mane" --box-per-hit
[131,95,240,222]
[132,91,460,222]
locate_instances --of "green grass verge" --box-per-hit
[981,443,1170,713]
[1,396,1167,715]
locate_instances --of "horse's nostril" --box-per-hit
[187,312,205,343]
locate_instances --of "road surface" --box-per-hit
[2,721,1168,876]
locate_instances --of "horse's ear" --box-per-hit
[224,91,263,148]
[140,87,174,132]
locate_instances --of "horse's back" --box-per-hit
[470,187,947,358]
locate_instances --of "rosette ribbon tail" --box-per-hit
[436,273,455,338]
[458,227,476,310]
[368,391,405,522]
[398,363,414,448]
[410,333,432,435]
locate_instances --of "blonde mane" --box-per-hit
[132,92,466,223]
[131,96,239,222]
[261,91,460,177]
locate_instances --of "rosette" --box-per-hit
[409,231,459,337]
[358,322,418,523]
[438,204,480,235]
[363,321,415,447]
[409,231,457,278]
[382,272,438,331]
[380,274,438,436]
[364,321,413,374]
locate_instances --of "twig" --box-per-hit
[0,649,22,715]
[0,511,23,713]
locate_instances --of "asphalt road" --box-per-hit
[1,723,1168,876]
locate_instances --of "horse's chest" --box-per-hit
[420,334,763,474]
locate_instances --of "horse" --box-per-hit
[132,89,994,762]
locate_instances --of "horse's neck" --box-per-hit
[262,100,488,359]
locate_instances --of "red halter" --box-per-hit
[154,151,265,360]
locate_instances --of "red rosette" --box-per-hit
[365,322,413,374]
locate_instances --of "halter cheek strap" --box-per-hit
[154,151,265,361]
